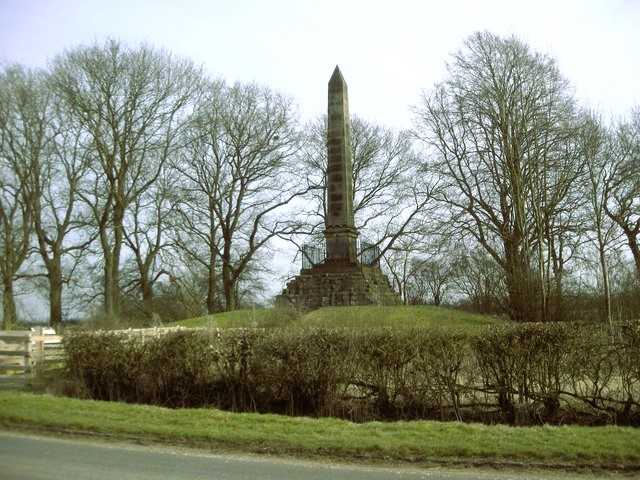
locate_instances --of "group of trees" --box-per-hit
[406,32,639,324]
[1,32,638,328]
[0,40,312,329]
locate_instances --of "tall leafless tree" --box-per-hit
[405,256,456,306]
[413,31,582,321]
[605,108,640,280]
[172,80,306,311]
[121,171,177,316]
[0,65,43,328]
[452,246,506,314]
[31,78,96,329]
[580,111,620,328]
[48,39,202,319]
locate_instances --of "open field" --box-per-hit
[1,391,639,474]
[169,305,503,330]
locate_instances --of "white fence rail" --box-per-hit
[0,326,193,389]
[0,328,64,388]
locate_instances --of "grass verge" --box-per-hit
[1,391,638,473]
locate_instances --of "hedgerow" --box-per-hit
[64,321,640,426]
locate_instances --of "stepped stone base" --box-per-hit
[276,261,401,309]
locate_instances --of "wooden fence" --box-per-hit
[0,325,192,389]
[107,326,188,338]
[0,328,65,388]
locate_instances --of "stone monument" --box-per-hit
[276,66,400,309]
[325,66,358,264]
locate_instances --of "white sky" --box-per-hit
[1,0,638,129]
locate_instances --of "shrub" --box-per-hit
[64,332,143,402]
[249,328,353,416]
[471,323,571,425]
[64,322,640,425]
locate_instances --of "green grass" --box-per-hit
[170,307,302,329]
[298,306,501,329]
[1,391,638,472]
[169,305,503,330]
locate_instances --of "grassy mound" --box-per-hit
[170,305,502,330]
[170,307,301,328]
[299,305,500,329]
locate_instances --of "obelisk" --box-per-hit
[325,66,358,262]
[275,67,401,308]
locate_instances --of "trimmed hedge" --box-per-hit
[64,322,640,426]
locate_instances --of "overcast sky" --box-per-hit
[1,0,638,129]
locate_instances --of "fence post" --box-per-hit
[22,333,31,379]
[31,327,45,382]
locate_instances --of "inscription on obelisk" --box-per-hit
[325,66,358,262]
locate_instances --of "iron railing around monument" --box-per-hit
[301,241,381,269]
[301,244,326,269]
[359,241,381,268]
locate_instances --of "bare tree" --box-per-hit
[49,39,202,319]
[605,108,640,280]
[405,256,456,306]
[169,80,226,314]
[528,116,586,322]
[30,80,96,329]
[580,111,620,328]
[452,247,506,314]
[413,31,581,321]
[172,80,306,311]
[382,237,419,304]
[0,65,41,328]
[121,171,177,316]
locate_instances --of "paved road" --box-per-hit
[0,431,586,480]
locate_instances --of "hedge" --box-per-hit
[64,322,640,426]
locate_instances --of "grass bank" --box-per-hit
[170,305,502,330]
[1,391,638,473]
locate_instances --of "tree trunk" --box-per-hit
[549,237,566,322]
[552,273,565,322]
[48,259,63,330]
[223,277,237,312]
[139,266,153,317]
[504,270,531,322]
[141,277,153,303]
[433,292,442,306]
[102,203,124,319]
[598,241,612,329]
[206,236,218,314]
[206,264,218,314]
[103,252,119,319]
[626,231,640,281]
[504,240,536,322]
[2,276,17,330]
[221,256,238,311]
[104,257,115,318]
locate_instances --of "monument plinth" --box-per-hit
[276,67,400,309]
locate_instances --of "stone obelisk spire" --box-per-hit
[325,66,358,262]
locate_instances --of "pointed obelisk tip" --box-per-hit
[329,65,346,86]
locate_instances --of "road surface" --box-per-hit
[0,430,586,480]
